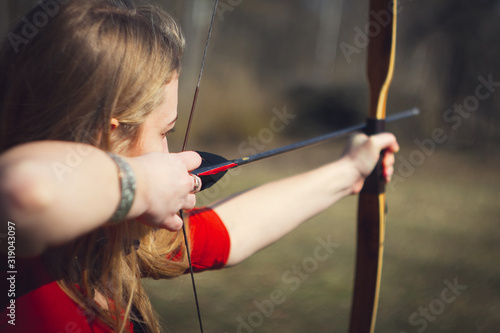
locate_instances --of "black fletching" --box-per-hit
[194,151,229,191]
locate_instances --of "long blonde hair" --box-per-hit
[0,1,189,332]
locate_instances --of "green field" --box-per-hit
[144,144,500,333]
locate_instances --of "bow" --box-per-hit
[180,0,398,331]
[348,0,397,332]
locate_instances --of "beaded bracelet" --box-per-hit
[107,152,136,223]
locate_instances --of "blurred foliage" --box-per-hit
[2,0,499,151]
[163,0,500,153]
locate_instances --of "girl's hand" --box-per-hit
[342,133,399,194]
[129,151,201,231]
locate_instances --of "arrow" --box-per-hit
[192,107,418,191]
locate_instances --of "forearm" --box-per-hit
[214,157,360,266]
[0,141,147,256]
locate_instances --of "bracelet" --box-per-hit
[107,152,136,223]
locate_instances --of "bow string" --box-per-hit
[180,1,219,332]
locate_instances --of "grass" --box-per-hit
[144,143,500,333]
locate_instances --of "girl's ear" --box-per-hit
[110,118,120,131]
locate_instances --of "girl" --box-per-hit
[0,1,399,332]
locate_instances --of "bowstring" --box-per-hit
[182,0,219,152]
[180,1,219,332]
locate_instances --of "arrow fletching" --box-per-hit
[194,151,234,191]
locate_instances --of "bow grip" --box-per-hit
[361,118,386,195]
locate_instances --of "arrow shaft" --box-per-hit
[193,107,418,177]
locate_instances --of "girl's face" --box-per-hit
[132,78,179,155]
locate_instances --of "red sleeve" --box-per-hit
[186,207,230,272]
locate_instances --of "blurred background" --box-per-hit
[2,0,499,332]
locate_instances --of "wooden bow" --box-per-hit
[348,0,397,332]
[181,1,398,332]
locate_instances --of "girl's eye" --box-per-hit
[161,127,176,138]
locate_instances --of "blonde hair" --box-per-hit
[0,1,189,332]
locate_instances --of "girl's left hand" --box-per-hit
[342,132,399,194]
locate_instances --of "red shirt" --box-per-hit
[0,208,230,332]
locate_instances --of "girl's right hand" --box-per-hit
[128,151,202,231]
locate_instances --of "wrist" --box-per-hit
[106,153,137,223]
[337,156,365,195]
[123,157,148,220]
